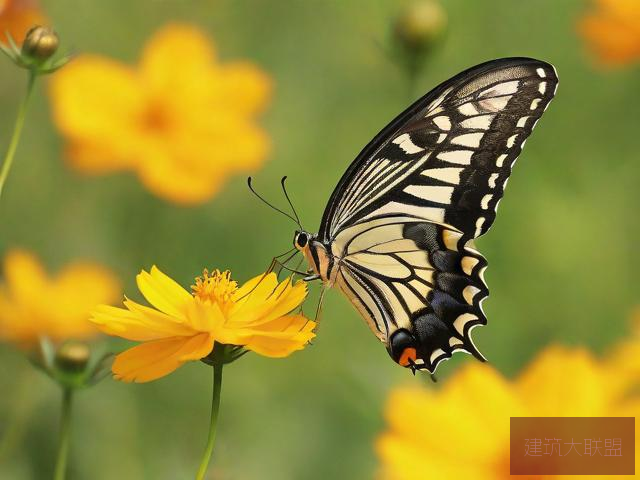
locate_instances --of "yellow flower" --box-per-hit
[0,0,46,44]
[91,267,315,383]
[0,249,121,344]
[49,24,272,204]
[578,0,640,66]
[605,306,640,385]
[377,345,640,479]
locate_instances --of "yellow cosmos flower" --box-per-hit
[0,0,46,44]
[0,249,121,344]
[377,345,640,479]
[91,267,315,383]
[579,0,640,66]
[605,306,640,385]
[49,24,272,204]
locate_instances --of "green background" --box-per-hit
[1,0,638,478]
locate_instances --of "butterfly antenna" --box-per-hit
[247,177,301,226]
[280,176,302,228]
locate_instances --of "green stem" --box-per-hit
[53,388,73,480]
[195,347,225,480]
[0,69,37,199]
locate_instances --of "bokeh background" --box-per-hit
[0,0,639,478]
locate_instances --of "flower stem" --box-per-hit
[0,69,37,199]
[53,388,73,480]
[196,347,225,480]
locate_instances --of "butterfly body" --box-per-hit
[295,232,338,285]
[293,58,558,373]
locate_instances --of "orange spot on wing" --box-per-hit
[398,347,417,366]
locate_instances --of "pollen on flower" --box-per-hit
[191,269,238,309]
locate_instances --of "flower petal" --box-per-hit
[377,364,522,479]
[229,274,307,327]
[3,249,48,306]
[91,300,195,341]
[578,0,640,66]
[606,339,640,392]
[0,250,121,343]
[0,0,47,45]
[232,272,279,304]
[238,315,316,357]
[0,290,36,343]
[139,23,216,97]
[214,61,272,115]
[112,333,214,383]
[54,262,121,317]
[136,266,192,319]
[49,56,145,171]
[516,345,622,415]
[135,143,226,204]
[185,299,225,332]
[249,280,308,327]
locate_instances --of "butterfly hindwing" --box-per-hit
[332,217,487,371]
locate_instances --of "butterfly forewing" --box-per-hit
[317,58,557,373]
[321,58,557,241]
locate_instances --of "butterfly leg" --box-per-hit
[273,261,309,277]
[315,284,327,323]
[267,251,310,278]
[235,251,302,301]
[306,283,328,343]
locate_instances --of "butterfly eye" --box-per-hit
[294,232,308,249]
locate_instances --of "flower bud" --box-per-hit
[55,341,90,373]
[21,25,59,61]
[394,0,447,52]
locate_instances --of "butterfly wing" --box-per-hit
[333,217,488,371]
[320,58,558,371]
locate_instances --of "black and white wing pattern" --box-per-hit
[320,58,558,372]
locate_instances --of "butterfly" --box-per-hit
[254,57,558,374]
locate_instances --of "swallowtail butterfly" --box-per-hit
[275,58,557,373]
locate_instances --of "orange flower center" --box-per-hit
[142,101,173,133]
[191,269,237,313]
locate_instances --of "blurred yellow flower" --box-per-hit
[91,267,315,383]
[0,249,121,344]
[377,345,640,479]
[49,24,272,204]
[605,306,640,385]
[579,0,640,66]
[0,0,46,44]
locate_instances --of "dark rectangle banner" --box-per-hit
[510,417,634,475]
